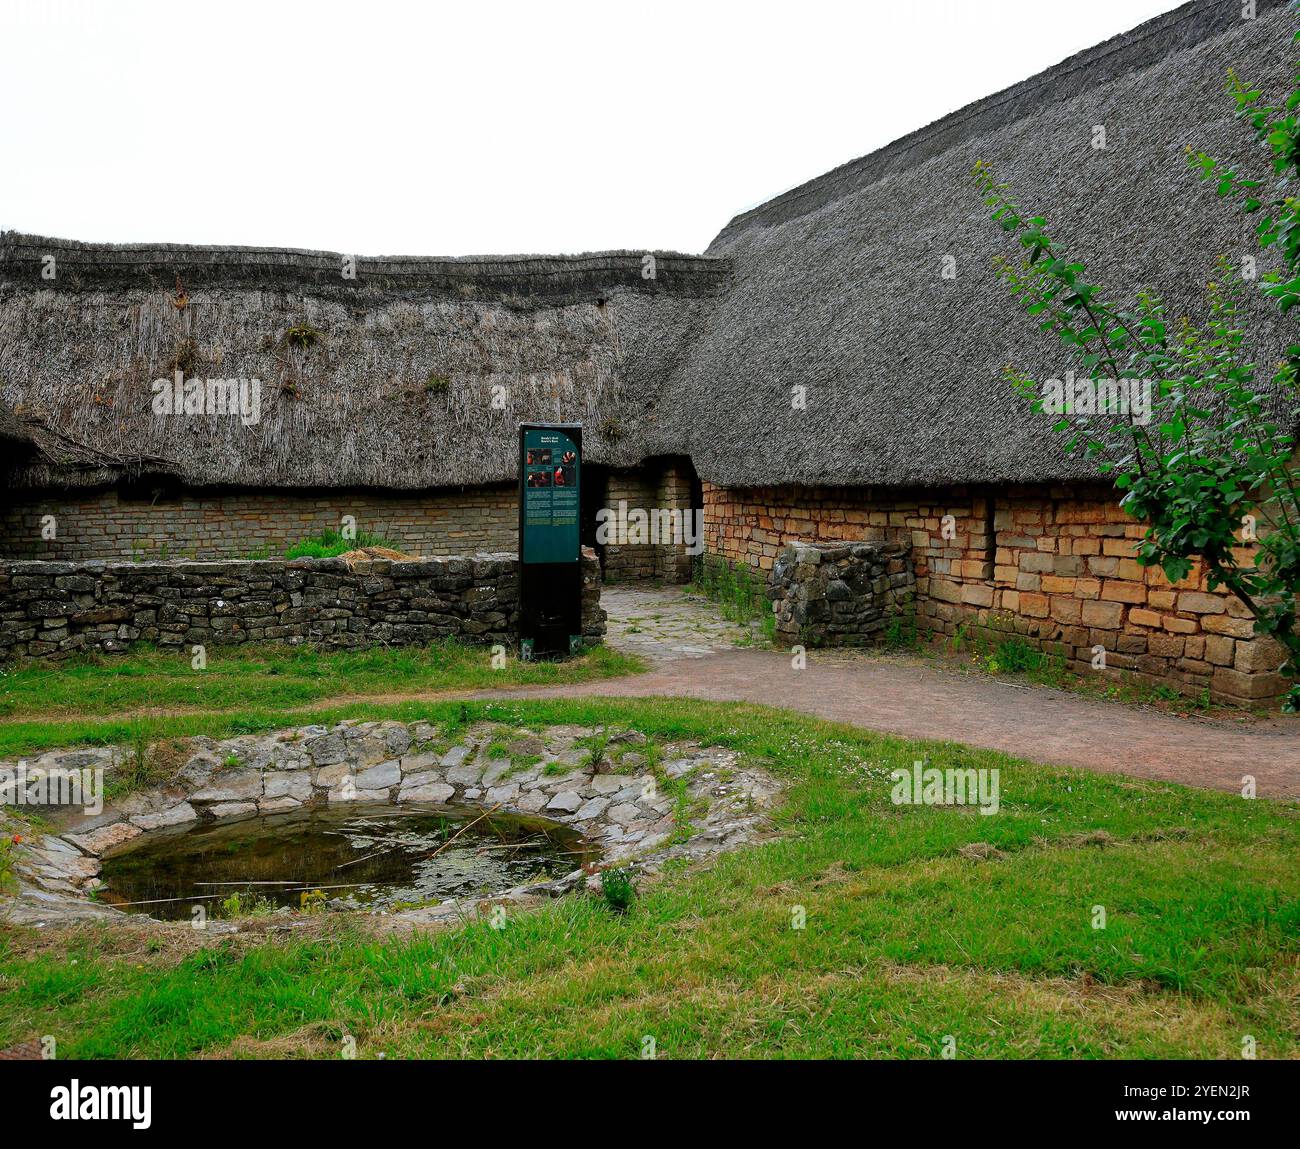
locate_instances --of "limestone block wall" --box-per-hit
[3,466,698,586]
[703,481,1288,705]
[0,485,519,561]
[601,470,659,582]
[0,548,605,661]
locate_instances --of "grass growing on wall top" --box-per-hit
[283,528,396,558]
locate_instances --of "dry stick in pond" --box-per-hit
[332,806,506,873]
[102,883,371,908]
[194,880,301,886]
[418,804,504,863]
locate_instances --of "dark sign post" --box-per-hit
[517,423,583,658]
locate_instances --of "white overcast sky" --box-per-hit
[1,0,1182,256]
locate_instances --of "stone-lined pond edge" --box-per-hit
[1,719,782,928]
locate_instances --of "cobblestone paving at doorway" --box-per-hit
[601,584,761,661]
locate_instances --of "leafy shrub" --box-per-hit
[0,835,17,893]
[986,636,1042,675]
[883,609,919,651]
[692,555,768,626]
[220,890,275,919]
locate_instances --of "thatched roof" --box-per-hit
[0,399,36,450]
[0,236,727,489]
[1,391,177,484]
[5,0,1298,496]
[653,0,1300,488]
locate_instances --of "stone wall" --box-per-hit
[0,484,518,561]
[703,481,1288,706]
[0,549,605,660]
[768,541,915,646]
[601,470,659,582]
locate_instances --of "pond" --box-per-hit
[98,803,592,920]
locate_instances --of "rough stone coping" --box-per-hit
[1,720,783,929]
[782,541,909,565]
[3,553,520,577]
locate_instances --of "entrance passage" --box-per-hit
[601,584,761,662]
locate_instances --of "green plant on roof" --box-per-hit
[285,322,323,351]
[425,372,451,394]
[168,336,202,376]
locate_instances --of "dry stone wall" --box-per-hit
[768,541,915,646]
[0,485,518,561]
[0,549,605,660]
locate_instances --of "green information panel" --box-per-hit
[521,428,580,564]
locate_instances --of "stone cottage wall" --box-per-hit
[0,484,518,561]
[703,481,1288,706]
[0,549,605,661]
[768,541,915,646]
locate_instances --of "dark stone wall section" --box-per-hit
[0,548,605,660]
[768,541,915,647]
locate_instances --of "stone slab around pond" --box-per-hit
[0,718,783,928]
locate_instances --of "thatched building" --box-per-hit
[2,0,1297,700]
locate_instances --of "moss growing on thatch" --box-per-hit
[425,372,451,395]
[285,322,324,351]
[167,337,202,376]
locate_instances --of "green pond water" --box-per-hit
[99,803,590,920]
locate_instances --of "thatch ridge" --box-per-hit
[1,233,729,303]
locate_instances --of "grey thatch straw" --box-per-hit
[2,0,1297,494]
[0,238,727,490]
[653,0,1300,488]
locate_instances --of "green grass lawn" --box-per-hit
[0,641,640,734]
[1,697,1296,1059]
